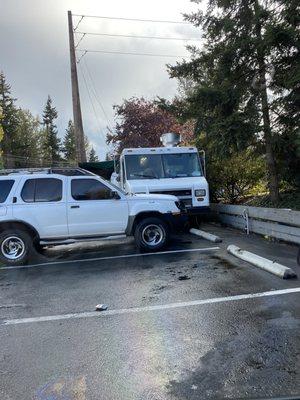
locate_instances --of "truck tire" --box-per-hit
[134,217,169,252]
[0,229,33,266]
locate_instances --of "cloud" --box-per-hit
[0,0,200,160]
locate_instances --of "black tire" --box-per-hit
[134,217,169,252]
[0,229,33,266]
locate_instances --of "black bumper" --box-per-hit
[164,213,189,232]
[185,206,210,215]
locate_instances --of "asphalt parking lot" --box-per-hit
[0,224,299,400]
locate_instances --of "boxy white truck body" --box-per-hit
[111,134,210,215]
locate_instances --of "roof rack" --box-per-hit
[0,167,95,177]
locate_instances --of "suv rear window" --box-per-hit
[21,178,62,202]
[0,180,14,203]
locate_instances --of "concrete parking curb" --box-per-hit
[190,228,222,243]
[227,244,297,279]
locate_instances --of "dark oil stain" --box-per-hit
[178,275,190,281]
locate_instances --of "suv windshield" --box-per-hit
[125,153,202,180]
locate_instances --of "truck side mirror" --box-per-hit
[199,150,206,177]
[110,172,120,184]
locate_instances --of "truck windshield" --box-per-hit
[125,153,202,180]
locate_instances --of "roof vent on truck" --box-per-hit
[160,132,181,147]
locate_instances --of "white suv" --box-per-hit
[0,168,185,265]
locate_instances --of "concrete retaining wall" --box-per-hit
[211,204,300,245]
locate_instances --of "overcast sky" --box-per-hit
[0,0,202,159]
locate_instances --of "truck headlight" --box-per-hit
[195,189,206,197]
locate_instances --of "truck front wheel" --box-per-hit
[134,217,169,252]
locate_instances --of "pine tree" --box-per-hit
[62,120,76,162]
[42,96,61,164]
[168,0,300,203]
[14,109,43,168]
[0,105,4,168]
[0,72,19,168]
[89,147,99,162]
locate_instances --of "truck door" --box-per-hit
[67,177,128,236]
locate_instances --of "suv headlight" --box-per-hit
[195,189,206,197]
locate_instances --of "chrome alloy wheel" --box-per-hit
[141,224,164,247]
[1,236,26,260]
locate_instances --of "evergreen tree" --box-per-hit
[168,0,300,203]
[62,120,76,162]
[0,72,19,168]
[14,109,43,167]
[89,147,99,162]
[42,96,61,164]
[0,105,4,168]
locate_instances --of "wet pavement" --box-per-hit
[0,225,299,399]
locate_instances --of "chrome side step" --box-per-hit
[40,235,127,246]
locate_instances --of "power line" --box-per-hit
[82,57,113,131]
[74,33,86,48]
[72,14,189,24]
[73,15,84,31]
[76,31,200,41]
[78,62,109,146]
[76,50,87,63]
[76,49,187,58]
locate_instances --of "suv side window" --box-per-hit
[0,180,15,203]
[21,178,62,202]
[71,179,112,201]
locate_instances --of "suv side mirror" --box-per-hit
[110,190,120,200]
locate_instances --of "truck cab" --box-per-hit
[112,145,209,215]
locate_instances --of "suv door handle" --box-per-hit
[70,205,80,209]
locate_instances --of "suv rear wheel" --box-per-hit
[134,217,169,252]
[0,229,33,266]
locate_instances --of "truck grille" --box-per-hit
[149,189,192,197]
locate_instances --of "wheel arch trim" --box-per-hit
[0,220,40,239]
[126,211,167,235]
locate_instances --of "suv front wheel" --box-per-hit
[134,217,169,252]
[0,229,33,266]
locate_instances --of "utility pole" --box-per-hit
[68,10,87,163]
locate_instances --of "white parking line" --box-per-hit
[0,247,220,271]
[3,287,299,326]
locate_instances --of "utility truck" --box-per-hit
[111,133,210,215]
